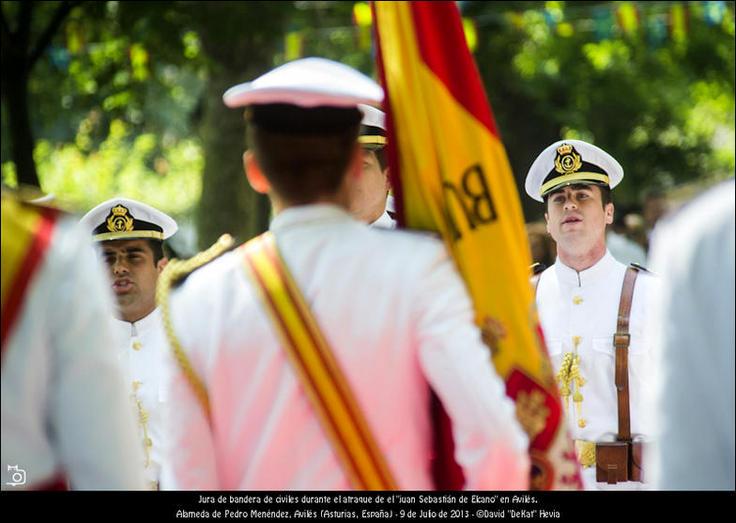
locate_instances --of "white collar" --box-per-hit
[114,307,161,337]
[553,250,618,287]
[370,210,397,229]
[269,203,354,233]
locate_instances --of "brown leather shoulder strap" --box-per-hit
[614,266,639,441]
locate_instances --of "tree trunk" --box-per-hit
[192,1,291,250]
[196,70,271,249]
[1,57,39,188]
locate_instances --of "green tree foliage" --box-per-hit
[1,1,207,223]
[1,1,733,250]
[1,1,82,188]
[1,1,293,253]
[466,1,735,219]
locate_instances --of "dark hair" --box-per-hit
[247,124,360,205]
[373,147,388,172]
[544,184,612,211]
[146,239,166,265]
[100,238,167,266]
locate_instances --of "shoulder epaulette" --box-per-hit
[156,233,235,419]
[629,262,649,273]
[158,233,236,291]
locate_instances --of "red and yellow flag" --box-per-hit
[373,1,582,490]
[1,192,59,356]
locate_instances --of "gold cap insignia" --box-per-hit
[106,204,134,233]
[554,143,582,175]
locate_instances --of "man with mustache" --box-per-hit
[79,197,177,490]
[525,140,656,490]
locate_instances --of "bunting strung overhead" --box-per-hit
[280,1,733,60]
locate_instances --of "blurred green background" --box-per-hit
[2,1,734,256]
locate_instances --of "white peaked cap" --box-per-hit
[79,197,178,242]
[358,104,386,130]
[223,57,384,109]
[525,139,624,202]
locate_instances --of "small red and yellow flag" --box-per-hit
[373,1,582,490]
[1,193,59,356]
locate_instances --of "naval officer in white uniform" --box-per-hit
[525,140,657,490]
[351,104,396,229]
[80,197,177,490]
[2,191,145,490]
[157,57,530,491]
[647,179,735,490]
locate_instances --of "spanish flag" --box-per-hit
[1,192,59,355]
[373,1,582,490]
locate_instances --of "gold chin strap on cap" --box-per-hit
[540,173,610,197]
[93,230,164,241]
[358,135,387,146]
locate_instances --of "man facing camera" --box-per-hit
[525,140,657,490]
[80,197,177,490]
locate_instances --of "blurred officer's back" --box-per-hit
[1,189,145,490]
[158,58,529,490]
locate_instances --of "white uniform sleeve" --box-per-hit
[159,285,219,490]
[648,186,735,490]
[47,220,146,489]
[413,243,530,490]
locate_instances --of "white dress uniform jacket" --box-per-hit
[535,250,656,490]
[161,204,529,490]
[112,308,169,489]
[1,217,145,490]
[647,180,735,490]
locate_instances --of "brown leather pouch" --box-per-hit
[596,442,629,484]
[629,441,644,482]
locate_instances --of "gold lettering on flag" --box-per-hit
[374,0,582,490]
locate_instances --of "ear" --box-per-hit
[604,203,614,226]
[544,212,550,234]
[156,257,168,274]
[243,150,270,194]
